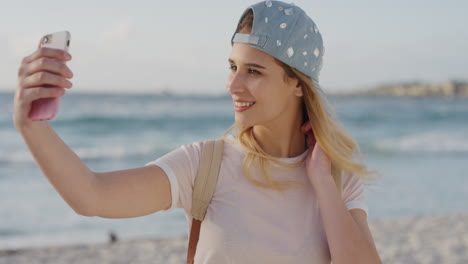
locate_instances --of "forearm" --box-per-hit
[314,174,381,264]
[17,121,97,215]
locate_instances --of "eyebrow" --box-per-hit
[228,59,266,69]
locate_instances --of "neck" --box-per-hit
[252,119,306,158]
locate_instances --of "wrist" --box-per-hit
[15,119,48,134]
[311,173,335,193]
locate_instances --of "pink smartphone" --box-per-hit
[29,31,71,121]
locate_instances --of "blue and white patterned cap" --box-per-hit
[231,0,324,89]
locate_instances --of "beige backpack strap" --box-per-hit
[186,138,224,264]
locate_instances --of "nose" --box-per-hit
[226,71,245,95]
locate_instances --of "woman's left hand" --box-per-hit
[301,122,332,188]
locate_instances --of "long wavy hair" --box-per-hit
[222,9,380,194]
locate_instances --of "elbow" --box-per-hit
[75,207,95,217]
[59,194,97,217]
[73,189,99,217]
[75,172,100,217]
[72,201,97,217]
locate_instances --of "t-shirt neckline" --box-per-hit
[225,134,309,165]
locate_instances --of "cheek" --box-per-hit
[262,88,293,115]
[248,79,270,98]
[256,82,286,104]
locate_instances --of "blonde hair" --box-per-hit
[223,9,380,194]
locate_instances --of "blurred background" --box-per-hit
[1,0,467,252]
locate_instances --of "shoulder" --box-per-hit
[340,170,366,198]
[181,138,224,158]
[179,136,242,164]
[341,170,365,185]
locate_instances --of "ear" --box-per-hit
[293,81,303,97]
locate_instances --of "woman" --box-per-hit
[13,1,381,263]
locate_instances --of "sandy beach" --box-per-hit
[1,213,467,264]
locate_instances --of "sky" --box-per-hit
[1,0,467,95]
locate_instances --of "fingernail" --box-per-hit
[65,52,71,59]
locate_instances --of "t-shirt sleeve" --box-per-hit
[341,171,369,217]
[145,142,202,213]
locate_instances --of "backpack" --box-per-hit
[186,138,224,264]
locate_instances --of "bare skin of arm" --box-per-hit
[14,47,171,218]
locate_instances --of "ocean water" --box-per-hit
[0,91,467,250]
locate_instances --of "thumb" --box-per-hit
[37,36,44,49]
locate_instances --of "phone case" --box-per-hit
[28,31,71,121]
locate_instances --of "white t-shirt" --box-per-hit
[146,135,368,264]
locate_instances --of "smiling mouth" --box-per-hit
[234,101,255,112]
[234,101,255,107]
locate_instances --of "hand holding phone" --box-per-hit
[28,31,71,121]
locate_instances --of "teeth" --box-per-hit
[235,102,255,107]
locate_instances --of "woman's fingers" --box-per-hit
[21,71,72,89]
[22,47,71,65]
[22,87,66,103]
[306,133,316,148]
[18,48,73,88]
[14,44,73,129]
[20,57,73,80]
[301,122,316,148]
[23,57,73,79]
[301,121,312,133]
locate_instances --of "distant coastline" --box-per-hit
[1,80,468,98]
[330,80,468,98]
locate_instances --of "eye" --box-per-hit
[228,65,261,75]
[248,68,261,75]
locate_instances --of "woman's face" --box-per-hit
[227,38,303,130]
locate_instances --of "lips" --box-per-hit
[234,101,255,107]
[233,101,256,112]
